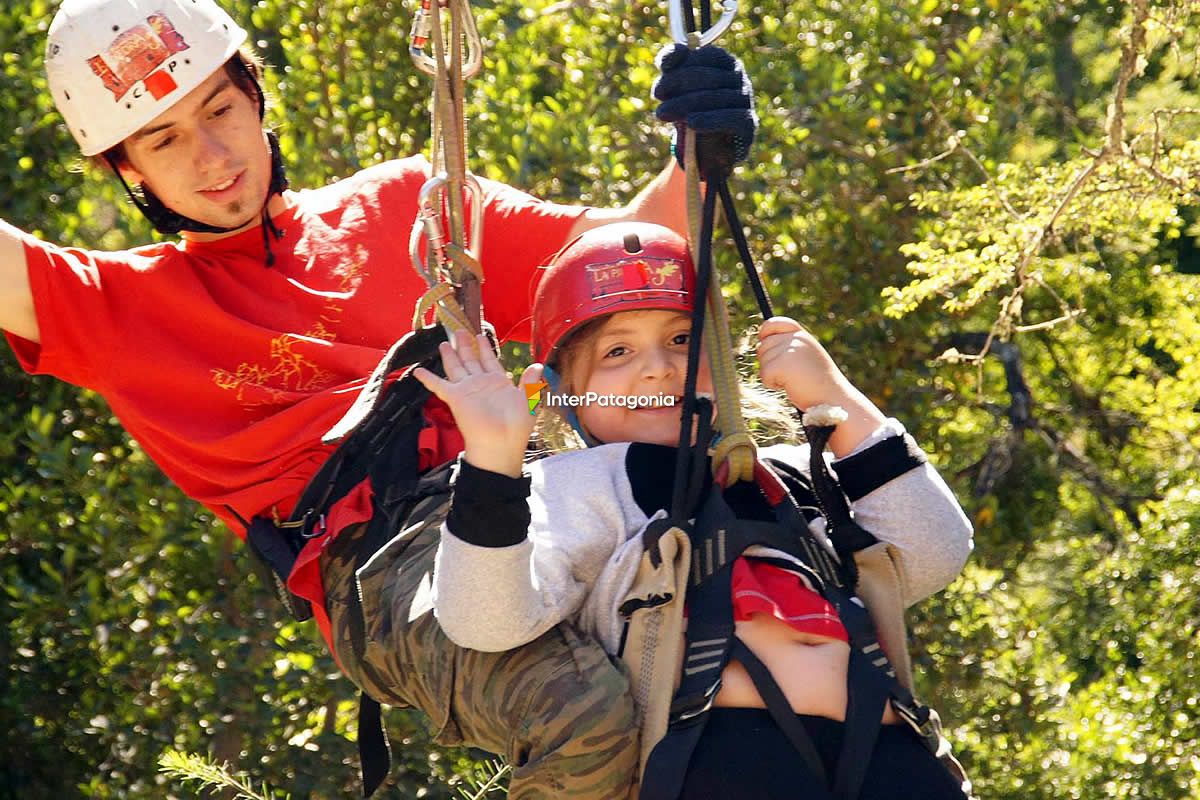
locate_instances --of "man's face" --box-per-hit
[119,67,270,233]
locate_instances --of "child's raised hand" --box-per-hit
[413,330,539,477]
[756,316,852,411]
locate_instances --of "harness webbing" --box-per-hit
[671,0,774,489]
[679,122,757,485]
[299,327,452,799]
[641,439,917,800]
[648,2,973,795]
[242,326,450,797]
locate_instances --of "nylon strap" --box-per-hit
[726,638,827,783]
[412,0,484,333]
[656,3,965,796]
[679,98,756,485]
[643,452,946,800]
[642,473,837,800]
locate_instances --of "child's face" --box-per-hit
[574,309,714,446]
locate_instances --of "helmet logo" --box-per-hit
[87,13,190,101]
[587,257,684,298]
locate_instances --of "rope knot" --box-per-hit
[711,430,756,484]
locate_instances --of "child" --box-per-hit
[414,222,973,799]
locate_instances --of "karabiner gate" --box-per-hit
[410,173,485,287]
[668,0,737,47]
[410,0,483,78]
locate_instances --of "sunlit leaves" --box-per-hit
[3,0,1200,797]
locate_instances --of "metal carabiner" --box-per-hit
[668,0,738,47]
[409,173,486,285]
[411,175,450,284]
[459,172,484,265]
[410,0,437,71]
[410,0,483,78]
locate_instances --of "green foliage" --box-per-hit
[455,760,511,799]
[158,750,289,800]
[2,0,1199,798]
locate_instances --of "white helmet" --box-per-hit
[46,0,248,156]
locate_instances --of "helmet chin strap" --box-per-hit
[104,64,290,265]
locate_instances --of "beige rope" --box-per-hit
[682,40,756,485]
[413,0,484,332]
[413,284,473,336]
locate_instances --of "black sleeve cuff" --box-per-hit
[830,433,928,501]
[446,456,533,548]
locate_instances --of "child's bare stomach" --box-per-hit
[712,613,900,724]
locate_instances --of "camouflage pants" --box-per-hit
[321,488,639,799]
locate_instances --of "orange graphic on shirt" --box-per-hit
[211,249,368,410]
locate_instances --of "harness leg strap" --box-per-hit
[358,693,390,797]
[831,651,887,800]
[638,692,716,800]
[727,638,828,784]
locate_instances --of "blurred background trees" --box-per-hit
[2,0,1198,796]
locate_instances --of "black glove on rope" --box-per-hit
[653,43,757,179]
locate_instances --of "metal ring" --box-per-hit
[668,0,738,47]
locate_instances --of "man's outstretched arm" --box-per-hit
[567,159,687,241]
[567,43,756,243]
[0,221,38,343]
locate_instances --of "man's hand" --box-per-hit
[413,330,537,478]
[652,44,757,178]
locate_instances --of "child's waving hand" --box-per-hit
[414,329,541,477]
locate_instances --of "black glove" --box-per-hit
[652,43,757,178]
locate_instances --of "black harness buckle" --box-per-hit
[668,680,722,726]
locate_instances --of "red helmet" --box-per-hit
[531,222,695,364]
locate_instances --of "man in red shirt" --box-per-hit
[0,0,757,796]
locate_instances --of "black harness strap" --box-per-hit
[836,635,890,800]
[338,459,454,799]
[647,2,958,791]
[304,327,455,799]
[641,444,944,800]
[641,481,832,800]
[726,638,828,782]
[671,183,719,522]
[766,448,893,800]
[240,325,453,798]
[795,433,952,780]
[296,325,450,525]
[357,689,390,796]
[241,326,449,624]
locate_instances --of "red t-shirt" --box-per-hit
[731,559,848,642]
[6,156,584,647]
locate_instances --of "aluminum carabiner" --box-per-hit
[409,173,486,286]
[668,0,738,47]
[410,0,483,78]
[410,175,448,285]
[460,172,484,265]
